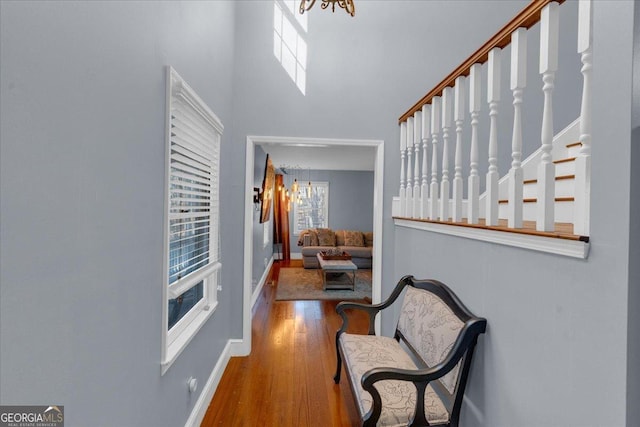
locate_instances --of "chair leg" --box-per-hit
[334,355,342,384]
[334,336,342,383]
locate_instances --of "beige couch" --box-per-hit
[298,228,373,269]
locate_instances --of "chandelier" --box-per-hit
[299,0,355,17]
[278,165,309,210]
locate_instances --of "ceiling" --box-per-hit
[257,143,376,172]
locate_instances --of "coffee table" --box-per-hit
[316,253,357,291]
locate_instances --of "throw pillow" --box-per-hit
[363,232,374,247]
[308,229,319,246]
[316,228,336,246]
[297,229,319,246]
[335,230,346,246]
[343,230,364,247]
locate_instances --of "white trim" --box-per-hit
[394,218,589,259]
[252,256,274,309]
[371,140,384,334]
[289,252,303,260]
[244,136,385,349]
[228,338,247,357]
[168,262,221,300]
[162,301,219,375]
[184,340,232,427]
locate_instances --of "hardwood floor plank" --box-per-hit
[202,260,368,426]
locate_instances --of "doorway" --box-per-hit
[240,136,384,355]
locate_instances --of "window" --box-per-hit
[293,181,329,235]
[273,0,307,94]
[162,67,223,374]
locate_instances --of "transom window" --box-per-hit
[273,0,307,94]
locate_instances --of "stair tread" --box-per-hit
[554,157,576,164]
[498,197,575,204]
[566,141,582,148]
[523,174,575,184]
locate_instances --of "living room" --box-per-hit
[251,141,377,302]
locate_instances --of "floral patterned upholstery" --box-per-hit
[335,278,487,427]
[344,230,364,247]
[297,229,319,246]
[316,228,336,246]
[397,287,464,394]
[339,333,449,426]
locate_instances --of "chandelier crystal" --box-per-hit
[299,0,355,17]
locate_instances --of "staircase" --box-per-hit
[494,119,580,224]
[391,0,591,258]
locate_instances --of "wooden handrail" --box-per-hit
[399,0,566,123]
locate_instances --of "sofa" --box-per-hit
[297,228,373,269]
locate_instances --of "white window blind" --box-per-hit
[168,97,221,292]
[163,67,223,373]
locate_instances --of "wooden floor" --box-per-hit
[201,260,369,426]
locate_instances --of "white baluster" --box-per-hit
[486,47,501,226]
[406,116,414,216]
[537,2,559,231]
[440,87,453,222]
[399,122,407,217]
[413,111,422,218]
[508,28,527,228]
[453,76,466,222]
[420,104,431,219]
[430,96,441,220]
[574,0,592,236]
[468,64,481,224]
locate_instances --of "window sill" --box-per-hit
[394,217,590,259]
[161,301,218,375]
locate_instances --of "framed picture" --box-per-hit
[260,155,275,223]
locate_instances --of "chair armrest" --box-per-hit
[360,365,445,427]
[360,317,487,427]
[335,275,414,336]
[335,301,383,336]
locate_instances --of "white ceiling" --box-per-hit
[257,143,376,172]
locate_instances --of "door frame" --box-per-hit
[239,135,384,355]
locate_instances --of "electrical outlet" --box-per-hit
[187,377,198,393]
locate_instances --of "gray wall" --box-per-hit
[392,2,635,426]
[0,1,236,426]
[252,145,274,291]
[287,169,374,254]
[231,1,531,357]
[628,3,640,426]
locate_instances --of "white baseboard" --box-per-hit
[185,340,233,427]
[274,252,302,260]
[229,338,247,356]
[251,256,274,309]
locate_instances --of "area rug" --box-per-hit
[275,267,372,301]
